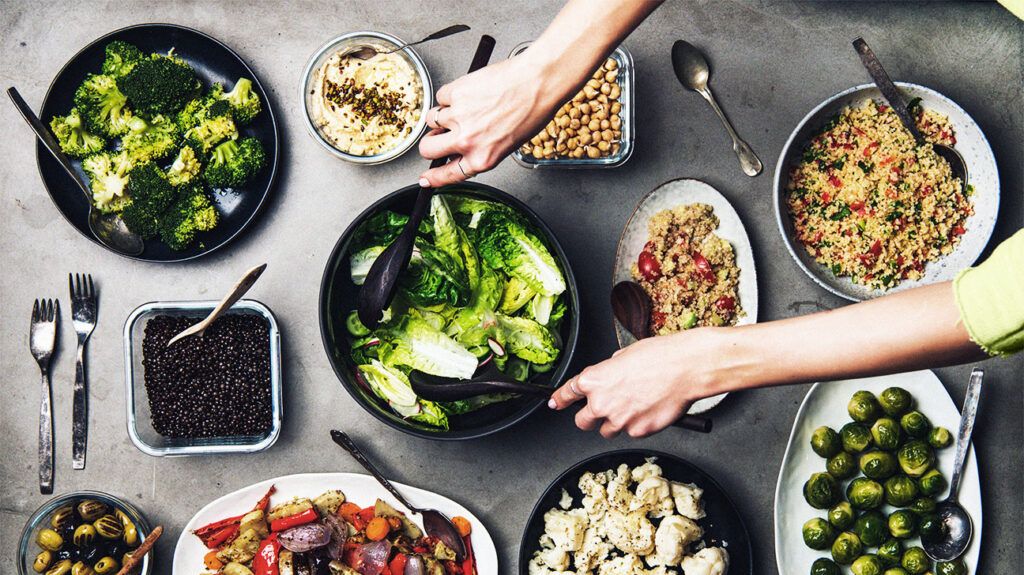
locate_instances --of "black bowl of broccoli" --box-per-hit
[34,23,279,262]
[319,182,580,440]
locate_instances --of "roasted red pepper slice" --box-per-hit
[254,534,281,575]
[460,534,476,575]
[199,524,239,549]
[194,485,276,548]
[388,554,408,575]
[270,507,319,532]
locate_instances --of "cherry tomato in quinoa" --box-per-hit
[691,252,715,283]
[638,250,661,281]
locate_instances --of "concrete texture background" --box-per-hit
[1,1,1021,572]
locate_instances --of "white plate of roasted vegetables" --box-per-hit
[172,472,497,575]
[774,370,981,575]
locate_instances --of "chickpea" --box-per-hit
[597,94,609,104]
[600,119,610,130]
[611,116,622,130]
[572,92,584,103]
[605,58,618,70]
[592,69,603,80]
[579,103,591,115]
[572,147,585,158]
[612,143,621,155]
[594,109,608,121]
[567,137,578,150]
[546,123,558,138]
[583,85,598,99]
[578,125,590,135]
[586,146,601,158]
[605,69,619,83]
[586,78,601,89]
[556,115,570,128]
[532,145,543,159]
[568,107,581,119]
[600,83,611,95]
[602,129,614,142]
[611,101,622,114]
[591,130,602,143]
[556,141,567,153]
[598,141,611,152]
[569,118,581,130]
[588,119,600,131]
[609,84,621,100]
[530,135,542,147]
[580,114,590,125]
[538,130,551,142]
[578,132,592,145]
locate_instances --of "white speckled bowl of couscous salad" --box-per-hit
[774,83,999,301]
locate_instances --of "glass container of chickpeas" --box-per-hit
[510,42,634,169]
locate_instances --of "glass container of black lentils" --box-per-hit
[123,300,282,456]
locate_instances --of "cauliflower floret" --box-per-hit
[544,508,589,552]
[630,459,664,483]
[597,554,646,575]
[579,472,609,520]
[630,475,672,515]
[559,489,574,510]
[671,482,707,520]
[606,465,634,512]
[680,547,728,575]
[536,547,570,571]
[574,527,614,573]
[603,510,655,555]
[528,556,570,575]
[649,515,704,567]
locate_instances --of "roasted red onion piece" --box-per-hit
[322,514,349,560]
[352,540,392,575]
[278,523,331,552]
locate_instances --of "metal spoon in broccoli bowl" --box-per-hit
[8,87,144,256]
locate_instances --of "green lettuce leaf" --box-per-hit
[350,245,384,285]
[497,314,560,364]
[379,316,478,379]
[477,212,566,296]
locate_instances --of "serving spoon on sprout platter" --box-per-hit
[852,38,967,186]
[341,24,470,61]
[8,87,145,256]
[331,430,467,560]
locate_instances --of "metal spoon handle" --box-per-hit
[7,87,92,199]
[698,86,762,176]
[400,24,471,51]
[852,38,924,144]
[331,430,422,513]
[167,263,267,347]
[948,368,983,499]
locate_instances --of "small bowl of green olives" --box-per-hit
[18,491,152,575]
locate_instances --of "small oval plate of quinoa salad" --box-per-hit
[774,82,999,301]
[613,178,759,414]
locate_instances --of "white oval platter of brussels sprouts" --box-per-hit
[774,370,980,575]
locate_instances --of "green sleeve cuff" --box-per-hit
[953,229,1024,356]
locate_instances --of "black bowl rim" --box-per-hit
[318,181,581,441]
[34,22,281,263]
[516,448,754,575]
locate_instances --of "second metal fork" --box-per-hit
[70,273,97,470]
[30,299,58,494]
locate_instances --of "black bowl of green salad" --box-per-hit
[319,182,579,440]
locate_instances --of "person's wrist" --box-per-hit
[686,327,762,398]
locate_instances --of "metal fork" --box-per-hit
[30,299,58,494]
[70,273,97,470]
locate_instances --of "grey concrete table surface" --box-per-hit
[1,1,1021,573]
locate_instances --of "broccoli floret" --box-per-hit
[203,137,266,188]
[81,150,133,212]
[217,77,261,124]
[117,52,201,116]
[184,114,237,153]
[101,40,144,79]
[159,184,219,250]
[119,162,177,239]
[121,114,179,164]
[74,74,133,137]
[166,145,201,186]
[49,108,106,158]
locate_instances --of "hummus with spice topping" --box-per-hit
[310,47,423,156]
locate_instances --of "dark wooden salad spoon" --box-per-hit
[611,280,652,340]
[331,430,467,560]
[356,35,497,330]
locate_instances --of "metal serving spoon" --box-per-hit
[166,263,267,347]
[357,35,496,329]
[409,370,713,433]
[341,24,471,61]
[330,430,467,560]
[7,87,144,256]
[852,38,967,185]
[671,41,762,177]
[924,368,982,562]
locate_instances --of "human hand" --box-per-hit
[549,329,732,439]
[417,54,559,186]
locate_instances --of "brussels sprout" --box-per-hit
[804,472,841,509]
[860,451,899,480]
[849,390,882,423]
[871,418,902,450]
[928,427,953,449]
[828,501,856,530]
[847,477,885,510]
[812,426,843,458]
[811,558,843,575]
[832,531,864,565]
[842,422,873,453]
[900,411,932,438]
[918,513,947,543]
[936,558,968,575]
[901,546,931,574]
[828,451,858,480]
[803,517,837,550]
[918,468,947,497]
[852,554,885,575]
[888,509,918,539]
[877,538,904,566]
[883,569,911,575]
[879,387,913,417]
[853,510,888,547]
[910,497,937,514]
[897,440,935,478]
[884,475,920,507]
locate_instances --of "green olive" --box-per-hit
[49,506,76,531]
[44,560,72,575]
[123,522,139,546]
[32,550,53,573]
[76,500,108,522]
[36,528,64,551]
[92,557,119,575]
[73,523,97,547]
[71,562,95,575]
[93,515,123,540]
